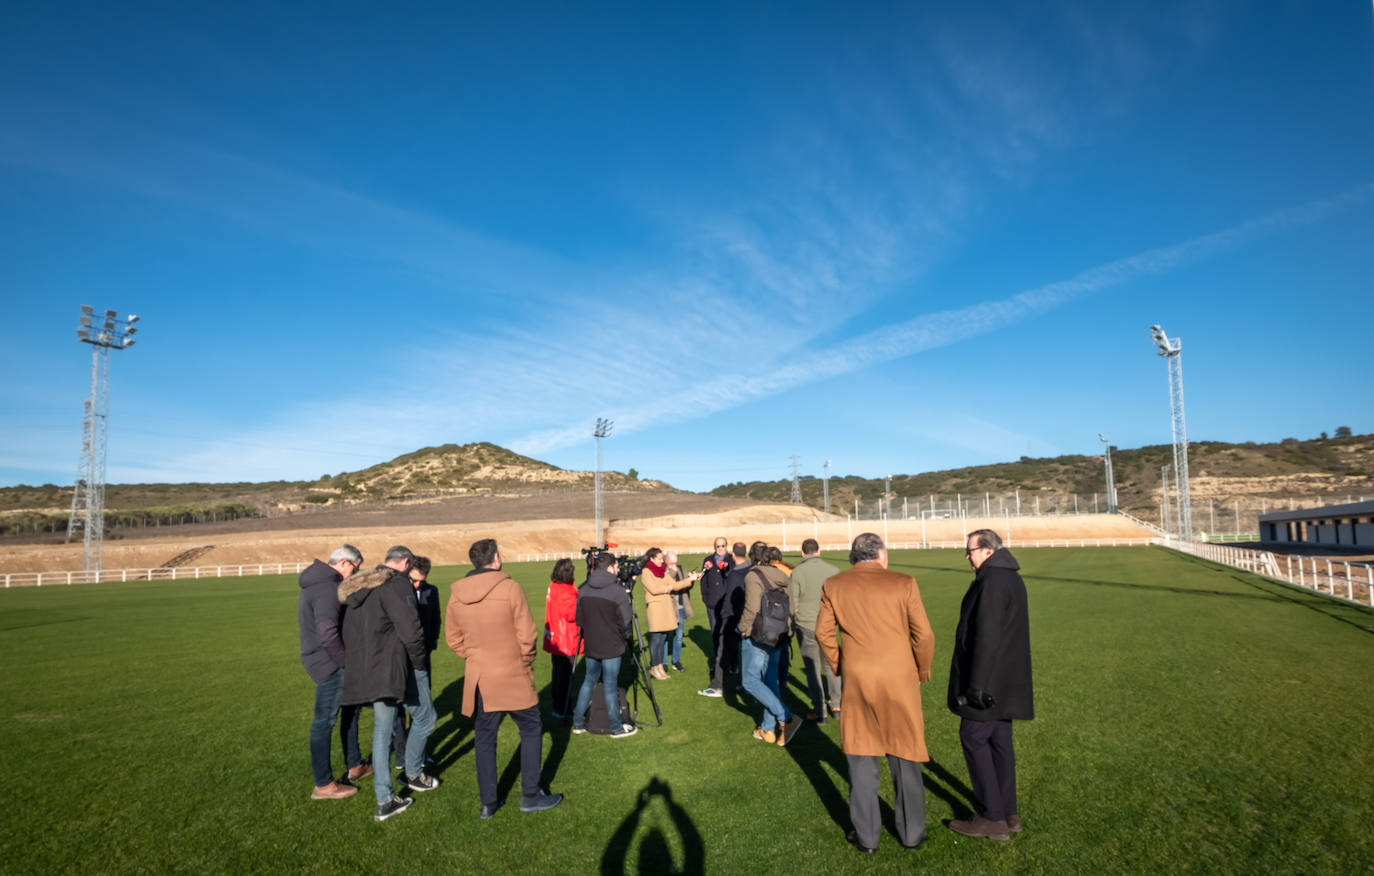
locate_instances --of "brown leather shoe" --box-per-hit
[752,725,777,744]
[311,781,358,800]
[1006,814,1023,833]
[949,815,1010,841]
[345,764,374,783]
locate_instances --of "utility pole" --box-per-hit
[822,459,831,516]
[1151,325,1192,540]
[884,475,892,519]
[790,455,802,504]
[68,306,140,578]
[593,418,612,544]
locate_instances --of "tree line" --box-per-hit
[0,503,262,537]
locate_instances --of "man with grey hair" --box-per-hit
[341,545,438,822]
[817,533,935,854]
[298,543,370,800]
[947,529,1033,842]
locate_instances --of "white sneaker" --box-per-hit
[697,687,723,698]
[610,724,638,738]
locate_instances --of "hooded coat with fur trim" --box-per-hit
[446,568,538,717]
[340,566,428,706]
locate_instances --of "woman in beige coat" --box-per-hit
[640,547,698,680]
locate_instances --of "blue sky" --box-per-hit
[2,2,1371,494]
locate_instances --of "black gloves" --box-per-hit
[960,688,995,710]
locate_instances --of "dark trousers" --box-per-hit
[959,718,1017,822]
[549,654,575,715]
[473,689,543,806]
[847,753,926,849]
[794,624,841,715]
[648,631,669,666]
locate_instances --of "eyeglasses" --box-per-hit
[965,547,987,555]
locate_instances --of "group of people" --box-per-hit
[298,539,561,822]
[297,528,1035,853]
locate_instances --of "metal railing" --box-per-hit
[1165,540,1373,607]
[3,562,311,588]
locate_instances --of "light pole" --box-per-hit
[593,418,612,545]
[1151,324,1192,540]
[68,306,140,578]
[1160,464,1172,535]
[1099,434,1117,513]
[822,459,831,517]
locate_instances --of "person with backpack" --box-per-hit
[736,541,802,746]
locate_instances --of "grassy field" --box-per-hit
[1,547,1371,874]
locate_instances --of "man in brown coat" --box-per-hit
[446,538,562,818]
[816,532,936,854]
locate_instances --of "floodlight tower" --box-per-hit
[67,306,140,577]
[1099,434,1117,514]
[593,418,612,544]
[884,475,892,519]
[789,456,802,504]
[822,459,831,516]
[1160,464,1172,535]
[1150,324,1192,540]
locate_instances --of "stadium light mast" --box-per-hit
[1099,434,1117,514]
[68,306,140,578]
[593,418,612,544]
[789,455,802,504]
[1150,324,1192,540]
[822,459,831,516]
[1160,464,1172,535]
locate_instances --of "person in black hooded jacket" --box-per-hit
[340,545,436,822]
[947,529,1034,842]
[297,544,369,800]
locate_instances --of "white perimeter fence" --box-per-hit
[7,540,1371,608]
[1165,540,1374,608]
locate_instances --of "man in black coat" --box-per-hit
[341,545,437,822]
[297,544,370,800]
[696,536,734,697]
[571,552,637,737]
[947,529,1034,842]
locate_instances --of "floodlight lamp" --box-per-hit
[81,305,94,315]
[126,326,138,335]
[79,315,92,327]
[123,338,135,348]
[77,329,90,340]
[127,314,140,324]
[104,309,117,318]
[103,320,115,331]
[1098,433,1108,443]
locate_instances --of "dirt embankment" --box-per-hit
[0,493,1159,574]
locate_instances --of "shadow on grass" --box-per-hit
[924,756,978,820]
[600,776,705,876]
[781,714,850,831]
[1229,573,1374,635]
[430,677,472,775]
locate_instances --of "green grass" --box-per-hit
[1,547,1371,874]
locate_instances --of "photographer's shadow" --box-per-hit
[600,777,704,876]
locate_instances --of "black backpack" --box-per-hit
[749,570,791,647]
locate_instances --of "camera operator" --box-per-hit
[572,552,638,738]
[640,547,700,681]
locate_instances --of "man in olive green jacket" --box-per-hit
[791,538,841,722]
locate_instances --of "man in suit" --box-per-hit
[816,532,935,854]
[948,529,1034,842]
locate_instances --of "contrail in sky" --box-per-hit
[511,182,1374,456]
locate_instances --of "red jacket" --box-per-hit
[543,580,582,657]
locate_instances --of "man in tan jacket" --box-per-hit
[446,538,562,818]
[816,533,935,854]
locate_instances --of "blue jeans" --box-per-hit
[671,606,687,664]
[648,632,669,667]
[573,655,623,729]
[309,668,360,787]
[370,669,437,804]
[741,638,789,731]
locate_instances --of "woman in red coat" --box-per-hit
[543,558,582,718]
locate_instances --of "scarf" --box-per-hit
[645,559,667,577]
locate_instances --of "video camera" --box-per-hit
[581,544,644,591]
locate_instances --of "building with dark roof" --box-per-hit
[1259,500,1374,549]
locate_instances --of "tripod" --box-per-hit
[627,610,663,727]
